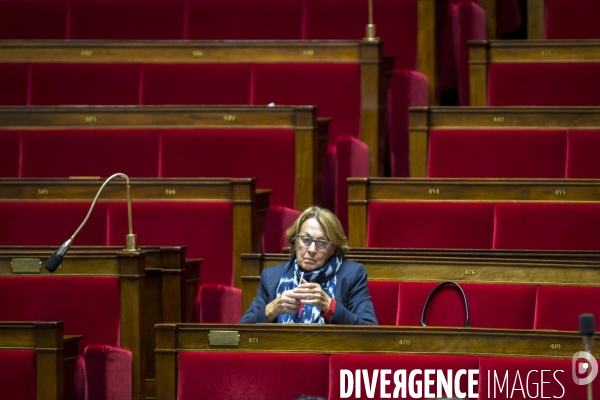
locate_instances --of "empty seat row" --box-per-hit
[348,178,600,250]
[469,40,600,107]
[366,201,600,251]
[168,351,592,400]
[409,106,600,178]
[368,280,600,329]
[0,41,392,175]
[529,0,600,39]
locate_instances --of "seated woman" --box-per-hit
[241,206,377,324]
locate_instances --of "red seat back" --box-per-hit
[534,286,600,331]
[0,0,67,39]
[253,63,362,143]
[493,202,600,250]
[304,0,418,70]
[0,130,20,177]
[0,276,122,352]
[546,0,600,39]
[366,202,495,249]
[187,0,303,40]
[19,129,160,178]
[566,130,600,178]
[178,352,329,399]
[0,64,29,105]
[69,0,185,40]
[488,63,600,106]
[397,282,536,329]
[427,129,567,178]
[141,64,252,105]
[159,128,296,208]
[0,350,37,400]
[30,64,141,106]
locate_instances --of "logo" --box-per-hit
[572,351,598,385]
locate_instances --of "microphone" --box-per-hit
[579,313,595,400]
[44,173,138,272]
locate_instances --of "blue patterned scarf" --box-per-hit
[276,253,342,324]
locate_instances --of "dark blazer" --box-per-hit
[240,258,377,325]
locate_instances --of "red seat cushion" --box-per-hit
[19,129,160,178]
[367,281,399,326]
[488,63,600,106]
[0,0,67,39]
[30,64,141,106]
[493,202,600,250]
[141,64,251,105]
[107,201,234,286]
[546,0,600,39]
[0,276,121,353]
[0,350,37,400]
[187,0,303,40]
[427,129,567,178]
[534,286,600,331]
[566,130,600,178]
[158,128,295,207]
[0,64,29,105]
[329,354,479,400]
[69,0,184,40]
[367,202,495,249]
[178,352,329,399]
[304,0,418,70]
[252,63,361,144]
[397,282,536,329]
[0,130,20,177]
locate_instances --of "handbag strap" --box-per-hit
[421,281,470,327]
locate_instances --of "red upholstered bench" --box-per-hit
[329,353,479,400]
[427,129,567,178]
[488,62,600,106]
[545,0,600,39]
[30,64,141,106]
[19,129,160,178]
[366,201,495,249]
[396,282,536,329]
[478,357,597,400]
[366,201,600,252]
[186,0,303,40]
[177,352,329,399]
[469,41,600,107]
[0,350,37,400]
[534,286,600,331]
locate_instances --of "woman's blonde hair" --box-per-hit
[285,206,349,256]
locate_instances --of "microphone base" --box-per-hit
[364,24,378,41]
[124,234,139,252]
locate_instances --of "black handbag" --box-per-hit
[421,281,470,327]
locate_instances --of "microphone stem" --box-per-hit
[71,173,134,241]
[126,179,133,235]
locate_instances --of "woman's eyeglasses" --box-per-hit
[296,234,332,251]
